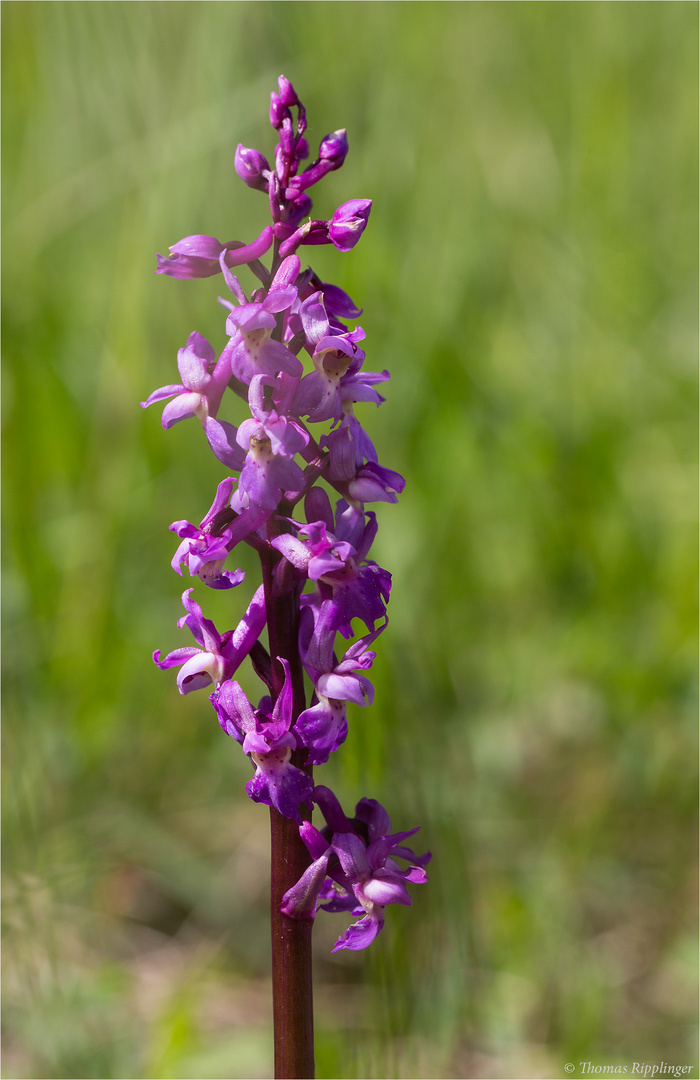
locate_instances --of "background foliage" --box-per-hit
[3,3,697,1078]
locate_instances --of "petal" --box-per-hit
[176,650,221,693]
[360,875,412,907]
[271,657,294,728]
[313,785,354,833]
[331,911,384,952]
[262,286,298,313]
[226,302,277,333]
[366,829,421,869]
[201,477,236,527]
[152,646,200,670]
[161,392,203,428]
[391,845,432,868]
[245,750,314,822]
[353,797,391,840]
[281,850,331,919]
[403,865,429,884]
[170,234,225,258]
[299,821,333,862]
[141,383,185,408]
[299,292,328,347]
[177,332,215,390]
[270,534,312,571]
[203,417,246,470]
[213,679,257,738]
[332,831,371,882]
[295,698,347,767]
[316,671,369,705]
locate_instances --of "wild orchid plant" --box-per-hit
[143,76,429,1078]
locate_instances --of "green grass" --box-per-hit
[3,2,697,1077]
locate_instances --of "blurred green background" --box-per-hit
[3,2,697,1078]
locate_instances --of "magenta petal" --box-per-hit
[226,303,277,333]
[223,583,267,668]
[366,829,421,870]
[214,679,257,740]
[281,850,331,919]
[156,252,221,279]
[332,912,383,952]
[153,646,199,670]
[170,234,225,258]
[403,865,430,884]
[295,699,347,766]
[262,285,298,313]
[203,417,246,469]
[317,672,368,705]
[270,534,311,570]
[177,332,215,390]
[299,821,333,862]
[353,797,392,839]
[161,392,202,428]
[246,751,314,822]
[313,786,354,833]
[361,876,411,907]
[170,537,191,574]
[141,383,185,408]
[332,832,371,881]
[176,650,220,693]
[271,657,294,727]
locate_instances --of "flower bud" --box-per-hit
[277,75,299,107]
[270,92,289,130]
[328,199,372,252]
[155,234,225,278]
[234,144,270,191]
[319,129,348,169]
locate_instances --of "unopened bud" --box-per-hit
[328,199,372,252]
[234,144,270,191]
[277,75,299,107]
[270,92,289,130]
[319,129,348,169]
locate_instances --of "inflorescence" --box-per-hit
[143,76,429,952]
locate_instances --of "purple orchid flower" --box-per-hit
[347,461,406,504]
[213,659,313,822]
[293,600,382,765]
[272,511,391,638]
[278,199,372,259]
[170,477,263,589]
[141,332,231,428]
[221,256,304,385]
[281,787,430,950]
[155,226,274,279]
[234,144,271,192]
[234,373,309,512]
[153,585,266,694]
[291,292,367,422]
[321,412,378,482]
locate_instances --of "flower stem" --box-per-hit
[261,528,315,1079]
[270,805,315,1079]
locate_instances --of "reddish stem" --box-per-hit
[261,529,315,1079]
[270,805,315,1078]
